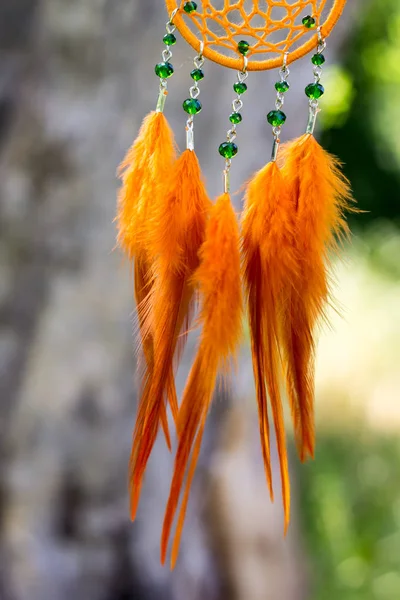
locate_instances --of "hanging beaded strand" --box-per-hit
[219,43,250,192]
[305,26,327,134]
[155,8,179,113]
[268,52,290,161]
[183,42,205,150]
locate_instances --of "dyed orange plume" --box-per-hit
[133,257,174,452]
[134,258,172,448]
[242,161,298,530]
[116,111,178,449]
[117,111,177,259]
[161,193,243,568]
[280,134,353,461]
[129,150,212,520]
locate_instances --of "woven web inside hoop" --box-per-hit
[165,0,347,70]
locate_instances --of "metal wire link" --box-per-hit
[162,48,173,62]
[168,8,178,29]
[227,128,237,143]
[275,94,284,110]
[313,65,323,83]
[237,70,249,83]
[232,98,243,112]
[190,85,200,99]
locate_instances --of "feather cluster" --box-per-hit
[240,134,353,530]
[161,193,243,567]
[280,134,353,461]
[117,111,178,453]
[117,117,353,567]
[129,149,212,520]
[241,161,297,528]
[240,133,353,534]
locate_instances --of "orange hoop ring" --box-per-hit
[165,0,347,71]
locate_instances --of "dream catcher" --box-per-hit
[117,0,352,568]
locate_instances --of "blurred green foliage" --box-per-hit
[321,0,400,227]
[298,433,400,600]
[298,3,400,598]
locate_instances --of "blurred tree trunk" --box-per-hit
[0,1,354,599]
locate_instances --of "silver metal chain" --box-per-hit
[271,52,289,161]
[306,27,326,135]
[186,41,205,150]
[224,55,248,192]
[156,9,178,113]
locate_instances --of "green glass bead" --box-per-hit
[229,112,242,124]
[219,142,238,159]
[155,62,174,78]
[233,82,248,95]
[311,53,325,66]
[275,80,290,93]
[302,15,316,29]
[163,33,177,46]
[237,40,250,55]
[305,82,325,99]
[191,68,204,81]
[183,1,197,13]
[267,110,287,127]
[183,98,202,115]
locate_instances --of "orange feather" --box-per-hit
[280,134,353,461]
[129,150,212,520]
[117,111,177,259]
[116,111,178,451]
[161,193,243,567]
[134,258,172,450]
[242,161,297,530]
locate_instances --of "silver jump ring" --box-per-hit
[169,8,178,23]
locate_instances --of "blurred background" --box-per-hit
[0,1,399,599]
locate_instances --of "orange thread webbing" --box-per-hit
[165,0,347,71]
